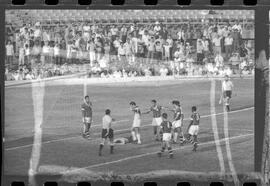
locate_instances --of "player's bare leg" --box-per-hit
[225,97,231,112]
[82,122,90,138]
[109,138,114,154]
[99,138,106,156]
[158,141,166,157]
[131,128,137,143]
[135,127,141,144]
[173,128,178,144]
[153,126,158,141]
[178,127,186,145]
[167,141,173,158]
[157,126,162,141]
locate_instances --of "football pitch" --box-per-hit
[4,77,254,182]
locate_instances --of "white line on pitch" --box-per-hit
[63,133,253,173]
[5,119,129,131]
[5,107,254,151]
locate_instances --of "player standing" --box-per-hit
[186,106,200,152]
[81,95,92,139]
[220,75,234,112]
[165,100,185,145]
[130,101,142,144]
[142,100,163,141]
[99,109,115,156]
[157,113,173,158]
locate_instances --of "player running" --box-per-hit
[142,100,164,141]
[81,95,92,139]
[220,75,234,112]
[99,109,115,156]
[157,113,174,158]
[186,106,200,152]
[165,100,186,145]
[130,101,142,144]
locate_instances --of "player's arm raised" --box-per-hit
[141,109,151,115]
[162,106,174,112]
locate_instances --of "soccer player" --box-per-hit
[157,113,173,158]
[220,75,234,112]
[142,100,163,141]
[99,109,115,156]
[186,106,200,152]
[81,95,92,139]
[165,100,185,145]
[130,101,142,144]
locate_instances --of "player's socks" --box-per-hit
[136,133,141,144]
[110,145,114,154]
[99,144,104,156]
[168,147,173,158]
[192,143,198,152]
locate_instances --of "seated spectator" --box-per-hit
[159,65,168,77]
[242,67,250,75]
[214,52,224,68]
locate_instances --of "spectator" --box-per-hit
[212,35,222,55]
[6,40,14,66]
[196,39,204,65]
[224,33,233,61]
[229,53,241,74]
[214,52,224,68]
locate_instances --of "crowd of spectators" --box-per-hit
[5,18,254,81]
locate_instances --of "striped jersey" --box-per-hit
[132,106,141,120]
[150,105,162,118]
[160,121,173,133]
[81,102,92,117]
[190,112,200,125]
[174,107,182,121]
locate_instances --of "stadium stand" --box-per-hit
[5,10,254,81]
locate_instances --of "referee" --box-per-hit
[221,75,234,112]
[99,109,115,156]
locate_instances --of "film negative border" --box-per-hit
[1,1,269,186]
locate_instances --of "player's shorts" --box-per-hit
[84,117,92,123]
[172,120,182,128]
[132,119,141,128]
[162,133,172,142]
[188,125,199,136]
[152,117,163,126]
[101,128,114,139]
[223,91,232,99]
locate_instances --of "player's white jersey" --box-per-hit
[222,80,233,91]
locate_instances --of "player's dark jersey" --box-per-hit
[150,105,162,118]
[81,102,92,117]
[133,106,141,115]
[174,107,182,121]
[190,112,200,126]
[160,121,173,133]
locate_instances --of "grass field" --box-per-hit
[4,77,254,183]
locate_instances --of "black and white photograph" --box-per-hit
[4,9,256,185]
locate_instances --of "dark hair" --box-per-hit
[105,109,111,115]
[172,100,180,106]
[162,113,168,119]
[192,106,197,112]
[151,100,157,103]
[130,101,136,106]
[85,95,89,99]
